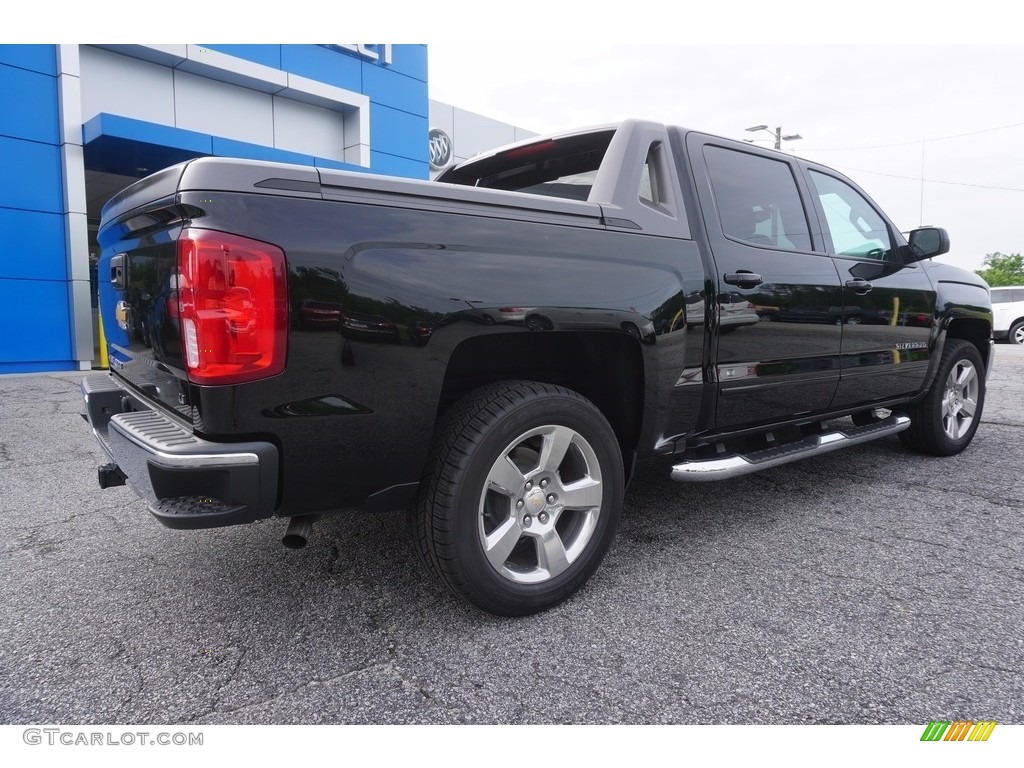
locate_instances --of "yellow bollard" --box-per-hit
[97,312,109,369]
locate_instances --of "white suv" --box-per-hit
[991,286,1024,344]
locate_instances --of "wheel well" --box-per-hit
[438,331,644,473]
[946,318,992,369]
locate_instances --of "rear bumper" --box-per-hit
[81,373,278,529]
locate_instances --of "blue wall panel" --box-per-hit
[0,136,63,214]
[0,45,71,372]
[370,105,428,164]
[0,278,71,363]
[0,64,60,144]
[0,44,56,76]
[314,157,373,173]
[0,209,66,280]
[0,360,78,373]
[362,64,428,116]
[370,151,428,180]
[82,113,214,156]
[280,45,363,94]
[387,45,428,82]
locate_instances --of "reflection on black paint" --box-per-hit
[263,394,371,418]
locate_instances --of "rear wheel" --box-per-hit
[525,315,553,331]
[899,339,985,456]
[411,381,624,616]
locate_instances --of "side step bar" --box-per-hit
[671,414,911,482]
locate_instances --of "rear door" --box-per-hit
[803,166,937,406]
[687,135,843,430]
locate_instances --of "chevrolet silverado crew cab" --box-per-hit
[82,120,994,616]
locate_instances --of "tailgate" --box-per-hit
[98,163,192,420]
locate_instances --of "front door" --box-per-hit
[804,168,937,406]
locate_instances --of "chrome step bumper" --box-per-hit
[671,414,911,482]
[82,373,278,529]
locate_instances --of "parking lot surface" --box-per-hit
[1,345,1022,724]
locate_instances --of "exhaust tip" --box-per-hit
[282,515,317,549]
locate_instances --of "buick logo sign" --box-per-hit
[428,128,453,170]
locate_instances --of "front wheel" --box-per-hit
[899,339,985,456]
[411,381,624,616]
[1010,320,1024,345]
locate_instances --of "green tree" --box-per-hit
[975,252,1024,287]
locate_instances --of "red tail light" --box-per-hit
[177,229,287,384]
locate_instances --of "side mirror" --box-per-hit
[906,227,950,261]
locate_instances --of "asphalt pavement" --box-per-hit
[1,345,1022,725]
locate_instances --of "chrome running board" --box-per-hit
[671,414,911,482]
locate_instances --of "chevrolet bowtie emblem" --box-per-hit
[115,300,130,331]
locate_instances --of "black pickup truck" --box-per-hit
[82,120,993,615]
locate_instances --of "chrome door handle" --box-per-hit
[723,272,763,288]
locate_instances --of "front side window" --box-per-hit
[810,171,894,261]
[704,145,812,251]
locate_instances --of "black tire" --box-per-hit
[410,381,624,616]
[899,339,985,456]
[1010,320,1024,345]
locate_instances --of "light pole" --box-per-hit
[745,124,803,150]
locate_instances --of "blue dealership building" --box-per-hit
[0,43,533,374]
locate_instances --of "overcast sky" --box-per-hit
[427,44,1024,274]
[21,6,1024,274]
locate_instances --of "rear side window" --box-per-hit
[704,146,812,251]
[991,288,1024,303]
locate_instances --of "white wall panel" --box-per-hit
[428,100,455,137]
[273,97,346,159]
[173,70,274,146]
[79,46,175,125]
[452,108,517,159]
